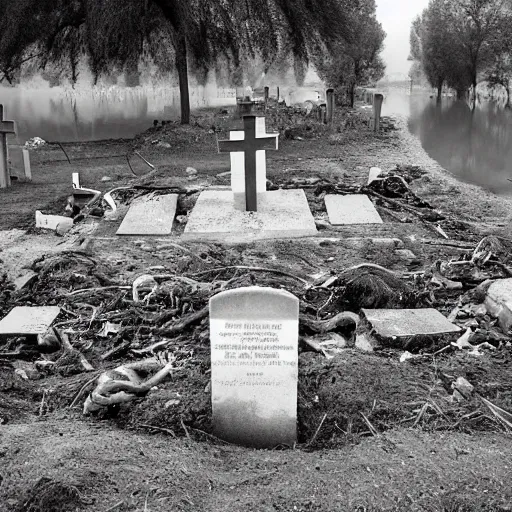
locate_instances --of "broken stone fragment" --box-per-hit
[13,271,38,290]
[451,377,474,400]
[484,278,512,333]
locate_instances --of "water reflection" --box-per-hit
[0,85,237,143]
[407,95,512,194]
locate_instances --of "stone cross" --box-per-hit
[209,286,299,448]
[217,115,278,212]
[0,105,16,188]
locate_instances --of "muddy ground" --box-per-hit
[1,102,512,512]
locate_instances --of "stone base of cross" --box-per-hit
[0,105,16,189]
[217,115,279,212]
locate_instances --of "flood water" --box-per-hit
[0,84,238,144]
[382,89,512,195]
[0,83,316,144]
[2,83,512,195]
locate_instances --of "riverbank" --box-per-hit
[1,105,511,512]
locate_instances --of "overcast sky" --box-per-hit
[375,0,430,76]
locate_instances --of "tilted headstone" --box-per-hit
[326,88,335,124]
[217,115,278,212]
[0,105,16,188]
[373,93,384,132]
[209,286,299,448]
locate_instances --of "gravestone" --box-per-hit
[210,286,299,448]
[326,88,335,124]
[0,105,16,188]
[373,93,384,132]
[362,308,460,339]
[183,114,317,242]
[224,116,277,211]
[0,306,61,335]
[325,194,383,225]
[8,146,25,179]
[218,115,278,212]
[116,194,178,235]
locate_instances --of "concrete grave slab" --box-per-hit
[182,189,317,242]
[210,286,299,448]
[362,308,460,339]
[325,194,383,225]
[116,194,178,236]
[484,278,512,333]
[0,306,61,335]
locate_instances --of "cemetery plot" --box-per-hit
[183,113,317,241]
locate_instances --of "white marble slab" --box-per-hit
[325,194,383,225]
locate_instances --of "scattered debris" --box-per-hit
[82,359,175,414]
[24,137,46,149]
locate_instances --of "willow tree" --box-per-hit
[0,0,353,124]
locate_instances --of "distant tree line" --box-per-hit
[314,0,385,107]
[0,0,358,124]
[409,0,512,104]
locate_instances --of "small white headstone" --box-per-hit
[22,149,31,181]
[209,286,299,448]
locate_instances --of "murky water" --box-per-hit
[382,89,512,195]
[3,82,511,195]
[0,84,240,144]
[0,83,319,145]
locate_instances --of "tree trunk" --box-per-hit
[436,79,442,102]
[175,34,190,125]
[472,74,477,103]
[349,83,355,108]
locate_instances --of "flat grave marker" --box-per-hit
[0,306,61,335]
[116,194,178,235]
[362,308,460,339]
[183,188,316,242]
[325,194,383,225]
[210,286,299,448]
